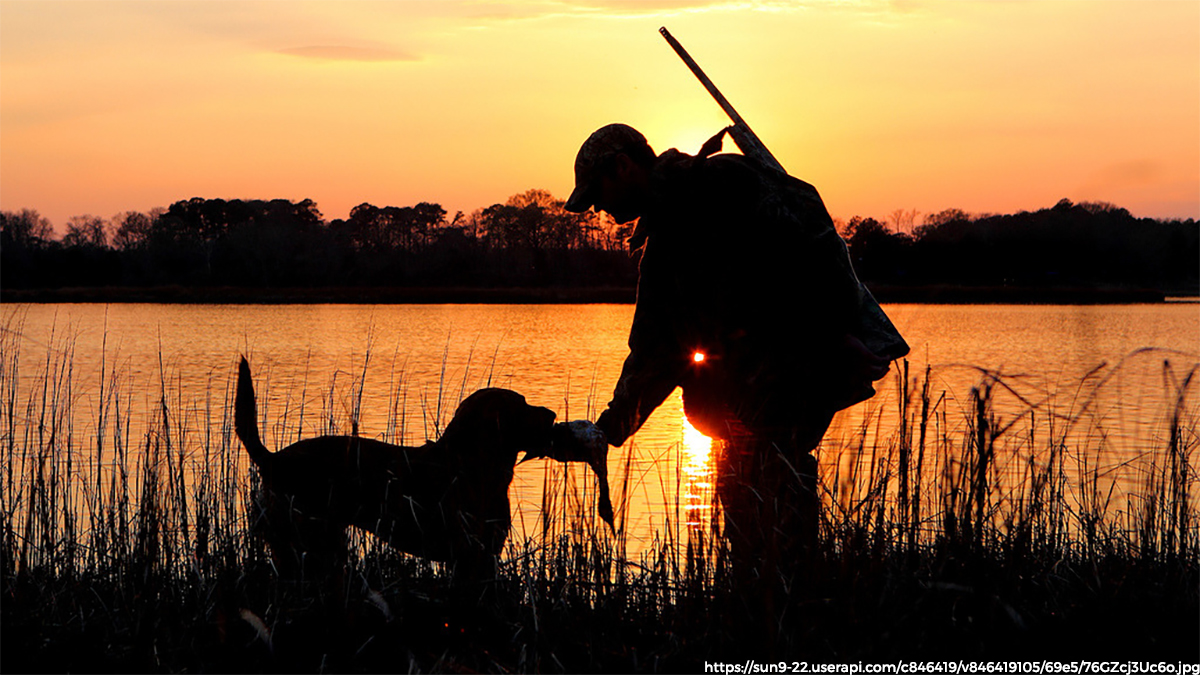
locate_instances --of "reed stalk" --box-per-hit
[1,331,1196,671]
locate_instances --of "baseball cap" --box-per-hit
[564,124,653,213]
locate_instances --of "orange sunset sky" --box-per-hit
[2,0,1197,233]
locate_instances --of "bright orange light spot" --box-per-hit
[682,416,713,468]
[681,414,715,532]
[693,351,705,363]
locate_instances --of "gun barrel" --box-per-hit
[659,27,785,174]
[658,27,749,129]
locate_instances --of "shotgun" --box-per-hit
[659,26,786,175]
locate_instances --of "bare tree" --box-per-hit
[0,209,53,246]
[887,208,920,236]
[110,211,154,250]
[63,215,109,248]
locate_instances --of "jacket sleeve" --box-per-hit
[595,235,691,447]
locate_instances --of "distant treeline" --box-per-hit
[1,190,634,292]
[2,194,1197,299]
[840,200,1198,296]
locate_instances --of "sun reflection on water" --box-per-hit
[681,414,717,531]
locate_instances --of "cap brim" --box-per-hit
[564,183,594,213]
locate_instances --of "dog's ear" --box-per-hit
[482,392,522,436]
[447,393,506,447]
[488,406,505,434]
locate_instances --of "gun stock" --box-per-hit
[659,27,785,175]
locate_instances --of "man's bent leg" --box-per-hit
[790,409,834,558]
[716,434,779,654]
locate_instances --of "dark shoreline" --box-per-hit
[0,285,1184,305]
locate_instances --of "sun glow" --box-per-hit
[657,125,728,158]
[682,415,712,465]
[1,3,1195,228]
[681,413,716,531]
[692,351,705,363]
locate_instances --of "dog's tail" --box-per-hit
[235,356,273,472]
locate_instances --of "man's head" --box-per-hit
[565,123,656,223]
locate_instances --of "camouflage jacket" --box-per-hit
[595,150,909,446]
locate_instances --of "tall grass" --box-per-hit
[1,323,1197,672]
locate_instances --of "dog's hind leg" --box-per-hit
[256,489,348,602]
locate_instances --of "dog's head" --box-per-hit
[442,388,557,468]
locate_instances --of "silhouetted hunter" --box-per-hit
[562,120,910,606]
[560,32,910,602]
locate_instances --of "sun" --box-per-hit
[655,124,730,157]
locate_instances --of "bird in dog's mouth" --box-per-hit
[522,420,614,529]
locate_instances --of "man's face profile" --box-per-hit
[592,153,645,224]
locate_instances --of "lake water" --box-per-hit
[2,302,1197,550]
